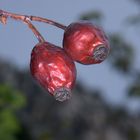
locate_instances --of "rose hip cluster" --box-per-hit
[31,22,110,101]
[0,10,110,101]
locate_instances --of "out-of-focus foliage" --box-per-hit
[0,59,140,140]
[108,34,134,73]
[125,14,140,26]
[132,0,140,5]
[0,85,26,109]
[0,109,20,140]
[0,84,26,140]
[128,72,140,96]
[79,10,103,25]
[128,83,140,96]
[124,0,140,96]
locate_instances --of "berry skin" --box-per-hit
[63,21,110,65]
[30,42,76,101]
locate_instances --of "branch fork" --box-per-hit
[0,9,67,43]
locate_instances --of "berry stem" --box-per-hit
[0,9,67,30]
[24,17,45,42]
[29,16,67,30]
[0,10,45,42]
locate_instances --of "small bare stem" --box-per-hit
[0,10,45,43]
[0,9,67,30]
[24,17,45,42]
[29,16,67,30]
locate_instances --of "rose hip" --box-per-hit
[30,42,76,101]
[63,21,110,64]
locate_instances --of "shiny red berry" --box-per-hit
[30,42,76,101]
[63,21,110,65]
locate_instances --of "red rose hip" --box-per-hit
[63,21,110,64]
[30,42,76,101]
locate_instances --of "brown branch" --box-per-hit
[30,16,67,30]
[0,10,45,43]
[24,17,45,42]
[0,9,67,30]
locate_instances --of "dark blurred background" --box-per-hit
[0,0,140,140]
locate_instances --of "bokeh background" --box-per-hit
[0,0,140,140]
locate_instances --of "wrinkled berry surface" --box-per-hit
[63,22,110,64]
[30,42,76,101]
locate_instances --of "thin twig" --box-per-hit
[0,9,67,30]
[24,17,45,42]
[30,16,67,30]
[0,10,45,43]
